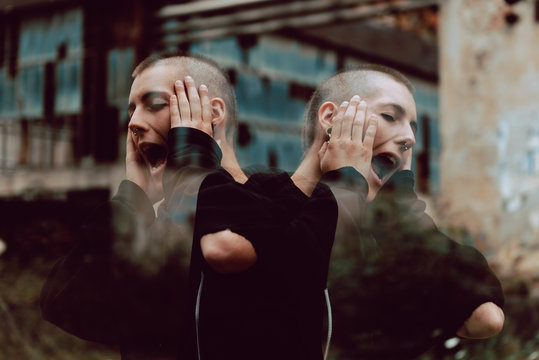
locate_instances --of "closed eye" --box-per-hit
[410,120,418,134]
[381,113,395,122]
[148,103,168,112]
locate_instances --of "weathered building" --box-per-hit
[0,0,441,201]
[0,0,160,200]
[3,1,538,358]
[439,0,539,275]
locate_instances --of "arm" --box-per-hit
[365,170,505,338]
[211,98,372,273]
[40,78,219,346]
[318,96,380,267]
[194,165,339,275]
[201,229,257,274]
[197,97,374,276]
[40,180,167,345]
[165,78,256,274]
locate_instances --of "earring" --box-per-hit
[326,126,332,139]
[132,128,138,136]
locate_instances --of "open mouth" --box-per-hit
[139,143,167,169]
[371,153,399,183]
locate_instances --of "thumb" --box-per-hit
[126,131,136,160]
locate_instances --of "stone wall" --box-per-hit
[439,0,539,265]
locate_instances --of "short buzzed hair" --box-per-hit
[133,51,238,142]
[303,64,414,149]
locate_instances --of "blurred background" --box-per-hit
[0,0,537,358]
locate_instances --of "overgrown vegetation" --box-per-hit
[0,213,537,359]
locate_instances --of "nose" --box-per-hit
[127,109,149,136]
[395,123,416,150]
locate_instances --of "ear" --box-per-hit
[210,98,226,129]
[318,101,337,132]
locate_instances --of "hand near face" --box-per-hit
[319,95,378,180]
[125,131,164,204]
[170,76,213,137]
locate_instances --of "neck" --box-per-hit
[218,139,248,184]
[291,140,324,197]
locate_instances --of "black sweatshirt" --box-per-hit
[325,168,504,360]
[183,169,337,360]
[41,128,222,359]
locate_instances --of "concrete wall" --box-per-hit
[439,0,539,255]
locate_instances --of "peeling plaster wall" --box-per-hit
[440,0,539,248]
[498,106,539,245]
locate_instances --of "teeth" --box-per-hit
[152,160,165,170]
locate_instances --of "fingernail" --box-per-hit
[200,84,207,91]
[185,76,193,81]
[359,100,367,106]
[342,101,349,106]
[175,80,182,86]
[351,95,360,101]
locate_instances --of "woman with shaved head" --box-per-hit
[296,65,505,359]
[40,51,245,359]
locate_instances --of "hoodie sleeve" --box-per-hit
[361,170,504,335]
[40,180,158,345]
[40,127,222,349]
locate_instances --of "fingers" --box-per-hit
[318,140,329,174]
[175,80,191,123]
[351,100,367,143]
[170,94,181,128]
[126,130,133,151]
[362,115,378,150]
[126,130,139,161]
[331,101,347,140]
[200,84,212,129]
[318,140,328,160]
[125,129,145,186]
[184,76,201,123]
[341,96,359,140]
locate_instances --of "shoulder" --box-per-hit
[200,168,236,187]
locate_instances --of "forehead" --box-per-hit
[363,75,417,119]
[129,63,187,99]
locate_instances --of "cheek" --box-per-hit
[372,123,391,148]
[155,111,171,138]
[371,129,384,150]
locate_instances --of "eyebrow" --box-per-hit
[388,103,418,133]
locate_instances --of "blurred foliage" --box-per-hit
[0,214,537,359]
[0,215,119,360]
